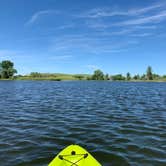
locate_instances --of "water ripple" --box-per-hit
[0,81,166,166]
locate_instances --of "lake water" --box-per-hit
[0,81,166,166]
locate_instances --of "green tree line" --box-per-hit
[90,66,166,81]
[0,60,166,81]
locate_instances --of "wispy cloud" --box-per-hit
[79,8,128,18]
[0,50,20,60]
[0,50,14,57]
[86,65,99,70]
[127,3,163,15]
[23,2,166,60]
[49,34,138,56]
[50,55,72,61]
[56,24,75,30]
[116,11,166,26]
[117,10,166,26]
[105,29,135,36]
[78,3,163,18]
[75,2,166,40]
[133,25,157,29]
[85,22,156,37]
[0,49,32,60]
[130,33,152,37]
[25,10,58,25]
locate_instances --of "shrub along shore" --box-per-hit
[0,60,166,81]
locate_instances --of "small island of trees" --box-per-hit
[0,60,166,81]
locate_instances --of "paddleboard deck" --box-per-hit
[49,145,101,166]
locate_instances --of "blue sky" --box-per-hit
[0,0,166,75]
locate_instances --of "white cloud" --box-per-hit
[117,10,166,26]
[107,29,134,35]
[128,3,163,15]
[25,10,58,25]
[79,8,127,18]
[56,24,75,30]
[86,65,99,70]
[78,3,163,18]
[0,49,33,61]
[130,33,152,37]
[76,2,166,33]
[0,50,20,60]
[50,55,72,61]
[48,33,139,57]
[133,25,157,29]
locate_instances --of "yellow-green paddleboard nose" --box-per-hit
[49,145,101,166]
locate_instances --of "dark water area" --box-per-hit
[0,81,166,166]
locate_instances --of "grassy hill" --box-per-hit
[15,73,91,81]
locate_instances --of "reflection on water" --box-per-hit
[0,81,166,166]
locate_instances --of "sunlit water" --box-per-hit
[0,81,166,166]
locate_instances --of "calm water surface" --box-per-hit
[0,81,166,166]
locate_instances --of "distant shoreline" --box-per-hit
[1,60,166,82]
[0,78,166,82]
